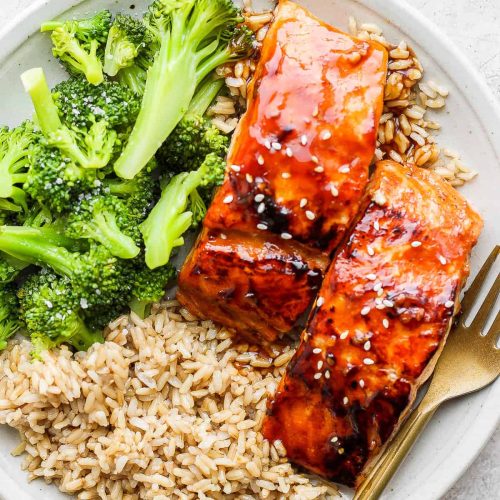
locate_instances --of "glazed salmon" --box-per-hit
[263,160,483,487]
[178,0,387,342]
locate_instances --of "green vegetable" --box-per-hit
[104,14,150,77]
[66,192,141,259]
[18,272,103,355]
[41,11,112,85]
[114,0,255,179]
[0,284,22,350]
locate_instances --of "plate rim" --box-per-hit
[0,0,498,499]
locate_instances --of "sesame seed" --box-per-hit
[281,232,292,240]
[363,358,375,365]
[286,147,293,157]
[311,155,319,163]
[367,245,375,256]
[411,241,422,248]
[300,198,308,208]
[373,282,383,292]
[312,105,319,117]
[359,379,365,388]
[257,203,265,214]
[254,194,265,202]
[320,130,332,140]
[314,372,322,380]
[220,233,227,240]
[377,288,384,297]
[373,191,386,206]
[317,297,325,307]
[338,448,345,454]
[445,300,454,308]
[374,220,380,231]
[330,184,339,197]
[305,210,316,221]
[223,195,233,204]
[257,155,265,165]
[383,318,389,328]
[361,306,371,316]
[230,164,241,172]
[312,348,322,354]
[282,172,291,179]
[376,303,386,310]
[264,139,271,149]
[257,223,267,231]
[339,165,350,174]
[383,299,394,308]
[317,361,324,370]
[364,341,371,351]
[272,142,282,150]
[366,273,377,281]
[314,166,325,173]
[331,436,338,443]
[45,300,53,309]
[300,135,308,146]
[343,397,349,405]
[325,370,330,379]
[246,174,254,183]
[439,255,447,265]
[340,331,349,340]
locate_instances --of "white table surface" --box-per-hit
[1,0,499,499]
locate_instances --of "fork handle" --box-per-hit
[353,403,438,500]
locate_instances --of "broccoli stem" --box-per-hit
[0,227,79,276]
[187,78,224,118]
[20,68,62,137]
[129,297,149,319]
[114,42,199,179]
[91,212,140,259]
[40,21,63,32]
[69,323,104,351]
[140,169,204,269]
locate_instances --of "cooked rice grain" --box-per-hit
[0,301,338,499]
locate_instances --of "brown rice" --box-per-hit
[0,300,338,499]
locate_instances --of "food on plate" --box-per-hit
[178,0,388,342]
[262,160,483,487]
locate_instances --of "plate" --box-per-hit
[0,0,498,499]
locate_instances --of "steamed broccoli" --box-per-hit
[0,226,126,307]
[0,284,22,350]
[53,76,141,131]
[18,271,103,354]
[66,192,141,259]
[0,121,37,213]
[117,62,148,96]
[128,261,175,318]
[41,11,112,85]
[104,14,150,77]
[114,0,255,179]
[140,164,211,269]
[22,68,117,171]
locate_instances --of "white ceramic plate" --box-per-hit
[0,1,499,498]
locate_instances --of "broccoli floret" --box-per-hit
[104,168,159,217]
[22,68,117,171]
[0,226,127,307]
[113,0,256,179]
[140,166,208,269]
[156,77,228,173]
[52,76,141,131]
[0,253,30,285]
[0,284,22,350]
[128,261,175,318]
[0,121,38,213]
[117,63,148,96]
[66,192,141,259]
[18,272,103,354]
[41,11,112,85]
[104,14,150,77]
[25,144,101,214]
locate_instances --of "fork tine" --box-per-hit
[461,246,499,314]
[486,310,500,345]
[469,273,500,332]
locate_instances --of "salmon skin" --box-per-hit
[178,0,387,342]
[263,160,483,487]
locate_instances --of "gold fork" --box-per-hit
[354,245,500,500]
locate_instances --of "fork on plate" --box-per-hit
[354,245,500,500]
